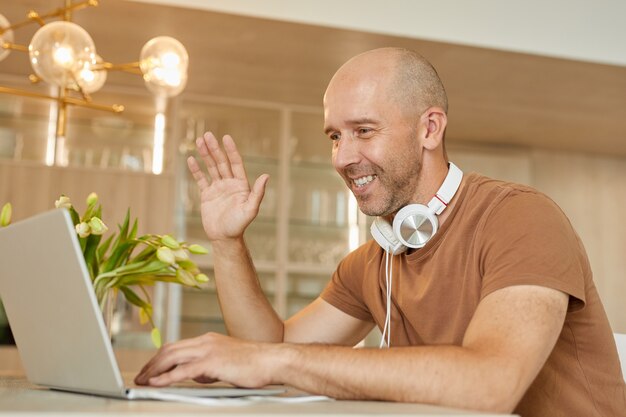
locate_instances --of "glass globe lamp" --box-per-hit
[28,21,96,88]
[72,54,107,94]
[140,36,188,97]
[0,14,14,62]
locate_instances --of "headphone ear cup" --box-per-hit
[392,204,439,249]
[371,217,407,255]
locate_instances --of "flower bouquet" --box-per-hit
[1,194,208,348]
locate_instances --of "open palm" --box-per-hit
[187,132,268,241]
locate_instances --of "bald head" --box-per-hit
[326,48,448,117]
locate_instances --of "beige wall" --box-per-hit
[533,149,626,333]
[0,161,175,236]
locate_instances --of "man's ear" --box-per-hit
[421,107,447,150]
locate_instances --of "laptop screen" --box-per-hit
[0,209,126,396]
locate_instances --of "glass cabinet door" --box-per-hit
[286,111,354,317]
[286,164,352,316]
[177,100,282,338]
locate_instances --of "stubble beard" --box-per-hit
[353,159,422,218]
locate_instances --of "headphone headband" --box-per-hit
[427,162,463,215]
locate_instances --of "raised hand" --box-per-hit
[187,132,269,242]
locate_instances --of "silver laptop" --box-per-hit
[0,208,284,400]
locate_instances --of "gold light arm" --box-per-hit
[1,42,29,53]
[0,0,99,35]
[92,61,143,75]
[27,11,46,27]
[64,97,124,113]
[0,85,123,113]
[0,12,41,34]
[0,85,58,102]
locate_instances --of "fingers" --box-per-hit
[187,156,210,191]
[247,174,270,213]
[201,132,234,180]
[222,134,248,180]
[147,362,210,387]
[195,133,221,181]
[193,133,250,183]
[135,338,207,386]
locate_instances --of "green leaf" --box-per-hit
[79,235,87,252]
[176,259,196,271]
[83,233,102,280]
[132,245,157,263]
[129,218,138,240]
[95,260,167,286]
[120,286,150,309]
[100,260,151,278]
[68,206,80,226]
[119,209,131,240]
[109,210,130,254]
[119,260,168,276]
[151,328,162,348]
[100,241,137,273]
[97,234,115,261]
[115,274,179,287]
[101,262,172,289]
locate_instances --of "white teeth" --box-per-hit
[353,175,376,187]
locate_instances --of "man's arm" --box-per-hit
[188,132,372,344]
[136,284,567,413]
[187,132,281,341]
[276,285,567,412]
[284,298,374,345]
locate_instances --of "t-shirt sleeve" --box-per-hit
[320,245,375,322]
[478,190,587,311]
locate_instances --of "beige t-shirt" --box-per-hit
[321,173,626,417]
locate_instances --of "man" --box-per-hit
[136,48,626,416]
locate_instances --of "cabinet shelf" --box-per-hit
[185,214,278,227]
[186,215,349,231]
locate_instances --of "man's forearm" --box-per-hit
[270,343,521,413]
[211,237,283,342]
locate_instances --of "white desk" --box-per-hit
[0,348,515,416]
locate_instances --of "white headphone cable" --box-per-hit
[379,248,393,348]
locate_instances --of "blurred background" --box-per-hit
[1,0,625,348]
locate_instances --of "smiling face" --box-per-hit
[323,50,435,217]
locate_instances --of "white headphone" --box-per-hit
[370,162,463,255]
